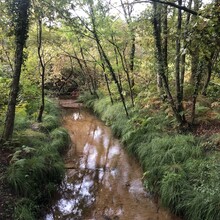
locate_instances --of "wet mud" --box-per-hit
[45,99,181,220]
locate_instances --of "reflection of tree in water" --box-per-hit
[46,108,178,220]
[48,169,97,219]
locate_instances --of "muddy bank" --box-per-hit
[45,99,181,220]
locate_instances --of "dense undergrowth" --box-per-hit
[1,98,69,219]
[79,91,220,220]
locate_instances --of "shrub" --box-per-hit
[78,92,97,108]
[50,127,70,153]
[41,115,60,132]
[15,129,48,147]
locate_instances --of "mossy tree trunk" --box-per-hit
[152,2,186,126]
[2,0,30,141]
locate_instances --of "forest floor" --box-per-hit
[193,120,220,136]
[0,147,16,220]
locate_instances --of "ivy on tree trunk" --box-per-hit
[2,0,30,141]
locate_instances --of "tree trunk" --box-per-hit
[175,0,186,123]
[162,5,168,74]
[2,0,30,141]
[201,57,213,96]
[191,61,203,124]
[77,38,97,95]
[97,45,114,104]
[153,2,184,125]
[190,0,200,83]
[89,1,129,117]
[37,18,45,123]
[156,4,163,94]
[180,0,192,96]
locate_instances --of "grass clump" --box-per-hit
[7,98,69,219]
[78,91,98,109]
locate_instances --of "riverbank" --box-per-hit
[79,92,220,220]
[0,99,70,219]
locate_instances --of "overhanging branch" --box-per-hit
[133,0,198,15]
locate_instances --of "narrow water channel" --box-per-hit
[45,99,181,220]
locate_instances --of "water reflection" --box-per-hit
[45,106,181,220]
[45,169,96,219]
[72,112,82,120]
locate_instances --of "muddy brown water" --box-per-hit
[45,99,181,220]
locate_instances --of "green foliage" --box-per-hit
[7,97,69,219]
[14,104,31,130]
[78,92,98,108]
[16,129,48,147]
[206,83,220,98]
[93,96,111,115]
[0,77,10,106]
[50,127,70,154]
[139,135,201,168]
[44,98,61,117]
[160,171,188,214]
[14,198,37,220]
[181,156,220,220]
[41,114,60,132]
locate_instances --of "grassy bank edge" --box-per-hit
[2,98,70,219]
[79,92,220,220]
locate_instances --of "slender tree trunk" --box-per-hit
[37,18,45,123]
[191,61,203,124]
[2,0,30,141]
[153,2,184,125]
[110,35,134,106]
[77,38,96,95]
[71,50,91,93]
[1,41,14,74]
[190,0,200,83]
[120,0,136,104]
[175,0,186,123]
[130,34,136,88]
[111,35,123,91]
[97,45,114,104]
[201,58,213,96]
[162,5,168,74]
[180,0,192,96]
[104,72,114,105]
[156,4,163,94]
[89,2,129,117]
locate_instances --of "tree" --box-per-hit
[2,0,30,141]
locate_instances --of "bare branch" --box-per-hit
[132,0,198,15]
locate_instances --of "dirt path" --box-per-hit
[45,99,181,220]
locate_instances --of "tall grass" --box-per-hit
[14,198,37,220]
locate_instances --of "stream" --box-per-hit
[45,99,181,220]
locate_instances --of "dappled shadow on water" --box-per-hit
[45,104,181,220]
